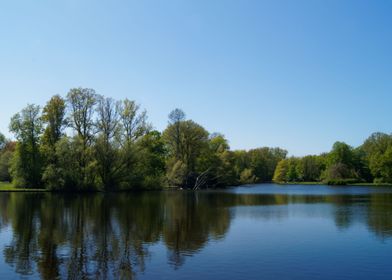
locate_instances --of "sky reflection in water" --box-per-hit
[0,184,391,280]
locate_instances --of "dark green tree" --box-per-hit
[41,95,67,190]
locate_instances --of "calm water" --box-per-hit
[0,184,392,280]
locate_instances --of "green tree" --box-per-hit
[163,116,209,188]
[297,155,324,182]
[239,168,257,184]
[41,95,67,190]
[42,95,67,148]
[248,147,287,182]
[196,133,234,187]
[0,133,5,150]
[0,150,13,182]
[117,99,152,189]
[0,133,8,181]
[9,104,44,188]
[217,150,239,186]
[273,159,289,183]
[50,137,81,190]
[67,88,98,190]
[167,108,186,160]
[119,99,151,144]
[360,132,392,183]
[0,139,15,182]
[94,96,121,190]
[372,146,392,183]
[134,131,166,189]
[328,141,356,168]
[286,158,300,182]
[322,142,359,184]
[67,88,97,146]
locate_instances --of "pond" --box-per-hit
[0,184,391,279]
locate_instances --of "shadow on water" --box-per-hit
[0,188,391,279]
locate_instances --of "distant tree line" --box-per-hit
[0,88,287,190]
[273,134,392,185]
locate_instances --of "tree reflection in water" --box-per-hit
[0,191,391,279]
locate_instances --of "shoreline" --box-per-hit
[2,181,392,193]
[276,182,392,187]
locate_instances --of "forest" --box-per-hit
[273,135,392,185]
[0,88,392,190]
[0,88,286,191]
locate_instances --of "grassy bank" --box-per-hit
[0,182,46,192]
[1,181,392,193]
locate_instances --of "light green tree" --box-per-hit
[66,88,98,189]
[9,104,44,188]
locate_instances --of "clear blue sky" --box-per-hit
[1,0,391,156]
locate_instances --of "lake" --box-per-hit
[0,184,392,279]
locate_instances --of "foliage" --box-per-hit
[273,155,326,183]
[163,111,210,188]
[5,90,392,190]
[0,133,5,150]
[0,136,16,182]
[297,155,325,182]
[273,159,289,183]
[359,133,392,183]
[9,105,44,188]
[239,168,257,184]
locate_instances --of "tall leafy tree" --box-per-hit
[9,104,44,188]
[67,88,97,146]
[41,95,68,190]
[0,133,5,150]
[66,88,98,189]
[196,133,233,187]
[273,159,289,183]
[163,116,209,188]
[119,99,150,144]
[297,155,324,182]
[117,99,151,189]
[132,131,166,189]
[328,142,356,168]
[360,132,392,183]
[0,135,15,182]
[42,95,67,148]
[164,110,210,187]
[248,147,287,182]
[167,108,186,160]
[322,142,360,183]
[95,96,121,190]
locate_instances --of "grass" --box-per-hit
[0,182,46,192]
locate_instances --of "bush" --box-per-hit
[239,168,257,184]
[324,178,359,186]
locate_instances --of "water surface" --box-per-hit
[0,184,392,279]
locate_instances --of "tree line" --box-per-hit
[1,88,392,189]
[0,88,287,190]
[273,134,392,185]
